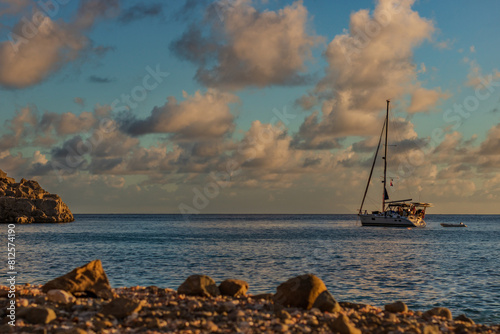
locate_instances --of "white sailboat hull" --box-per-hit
[359,214,426,228]
[357,101,432,227]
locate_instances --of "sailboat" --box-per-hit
[358,100,432,228]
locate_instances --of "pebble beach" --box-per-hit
[1,260,499,334]
[2,285,499,334]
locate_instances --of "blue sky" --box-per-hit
[1,0,500,214]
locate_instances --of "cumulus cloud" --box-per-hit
[351,117,424,154]
[40,111,97,136]
[294,0,447,149]
[465,59,500,87]
[0,0,119,89]
[121,89,239,140]
[0,150,29,177]
[170,0,322,89]
[0,105,109,153]
[0,106,37,150]
[0,16,87,89]
[0,0,30,16]
[90,127,139,159]
[235,120,299,170]
[408,87,449,113]
[477,124,500,167]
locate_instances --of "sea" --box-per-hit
[2,214,499,324]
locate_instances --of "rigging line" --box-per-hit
[359,117,387,214]
[382,100,389,212]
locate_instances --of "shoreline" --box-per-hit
[1,284,499,333]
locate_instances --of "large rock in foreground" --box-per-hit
[312,290,342,313]
[0,169,74,223]
[178,275,220,297]
[219,279,249,297]
[42,260,114,299]
[274,274,329,310]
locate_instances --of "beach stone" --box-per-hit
[383,312,398,322]
[0,324,14,333]
[312,290,341,313]
[384,301,408,313]
[219,279,249,297]
[19,306,57,324]
[146,317,160,328]
[177,275,220,297]
[42,260,114,299]
[455,314,475,324]
[94,319,114,330]
[205,321,219,332]
[229,309,246,321]
[47,289,76,304]
[62,329,88,334]
[273,323,289,332]
[423,324,440,334]
[274,274,327,310]
[101,297,142,319]
[218,301,237,312]
[252,293,274,301]
[275,309,292,320]
[424,307,452,320]
[328,314,361,334]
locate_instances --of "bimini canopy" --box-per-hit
[411,202,433,207]
[388,203,411,207]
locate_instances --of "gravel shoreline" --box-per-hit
[1,261,498,333]
[1,284,499,333]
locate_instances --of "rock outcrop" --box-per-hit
[0,169,74,223]
[42,260,114,299]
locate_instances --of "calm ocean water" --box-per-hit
[2,214,499,324]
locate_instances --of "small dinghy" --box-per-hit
[441,222,467,228]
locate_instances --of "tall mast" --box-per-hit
[359,118,386,214]
[382,100,390,212]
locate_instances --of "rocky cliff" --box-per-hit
[0,169,74,223]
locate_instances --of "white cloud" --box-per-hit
[122,89,239,140]
[0,0,30,16]
[294,0,446,148]
[408,87,449,113]
[0,0,118,89]
[170,0,322,89]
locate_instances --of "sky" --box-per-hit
[1,0,500,214]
